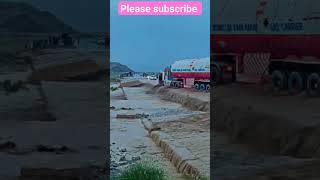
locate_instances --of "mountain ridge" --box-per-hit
[0,1,76,33]
[110,62,134,75]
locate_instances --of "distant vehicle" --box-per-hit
[148,75,157,80]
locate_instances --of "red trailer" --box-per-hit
[211,0,320,96]
[162,58,210,91]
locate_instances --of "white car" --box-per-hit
[148,75,158,80]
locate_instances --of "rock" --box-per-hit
[131,156,141,161]
[120,148,127,153]
[35,145,77,154]
[119,155,126,161]
[116,114,137,119]
[112,164,118,168]
[0,141,16,150]
[116,113,150,119]
[118,161,129,166]
[119,80,143,88]
[136,113,150,119]
[120,107,133,110]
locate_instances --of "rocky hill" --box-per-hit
[110,62,134,75]
[0,1,75,33]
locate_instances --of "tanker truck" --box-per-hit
[160,57,211,91]
[211,0,320,96]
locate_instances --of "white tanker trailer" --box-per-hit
[160,58,211,91]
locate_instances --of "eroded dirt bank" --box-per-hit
[212,83,320,179]
[146,82,320,179]
[146,85,210,112]
[110,82,202,180]
[213,83,320,158]
[0,47,107,179]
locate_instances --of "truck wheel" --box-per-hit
[194,83,200,90]
[174,82,179,89]
[179,81,184,88]
[288,72,305,95]
[206,84,210,92]
[212,66,221,85]
[271,70,287,92]
[307,73,320,97]
[200,84,206,91]
[170,82,174,88]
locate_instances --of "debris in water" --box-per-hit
[0,141,16,150]
[116,114,138,119]
[120,148,127,153]
[120,107,134,110]
[35,145,77,154]
[116,113,149,119]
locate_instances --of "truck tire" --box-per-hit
[288,71,305,95]
[174,82,179,89]
[178,81,183,88]
[206,84,210,92]
[307,73,320,97]
[194,83,200,90]
[271,70,287,92]
[212,66,221,85]
[200,84,206,91]
[170,82,174,88]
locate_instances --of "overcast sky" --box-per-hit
[111,0,210,72]
[10,0,108,33]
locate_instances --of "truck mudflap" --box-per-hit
[170,80,184,89]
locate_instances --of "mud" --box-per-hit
[213,83,320,158]
[110,83,199,180]
[26,59,103,82]
[119,80,144,88]
[150,131,202,179]
[116,113,149,119]
[145,114,210,179]
[143,82,320,179]
[0,37,107,179]
[212,83,320,179]
[148,85,210,112]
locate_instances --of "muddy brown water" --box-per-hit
[213,83,320,179]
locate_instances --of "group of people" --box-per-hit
[25,33,80,50]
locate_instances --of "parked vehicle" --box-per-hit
[148,75,158,80]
